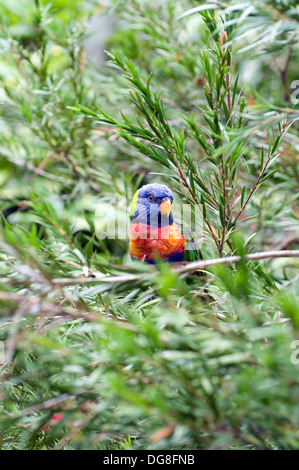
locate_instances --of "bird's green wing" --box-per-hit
[129,189,139,219]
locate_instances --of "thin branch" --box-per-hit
[219,154,227,256]
[231,153,272,227]
[280,48,292,102]
[232,121,288,227]
[2,153,74,185]
[35,250,299,284]
[52,273,140,286]
[15,394,71,417]
[176,250,299,275]
[176,166,221,250]
[222,30,233,128]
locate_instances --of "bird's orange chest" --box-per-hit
[129,222,186,261]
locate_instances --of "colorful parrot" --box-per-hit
[129,183,187,264]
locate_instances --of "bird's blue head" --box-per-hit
[130,183,174,226]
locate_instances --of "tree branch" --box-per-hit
[176,250,299,274]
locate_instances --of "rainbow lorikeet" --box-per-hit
[129,183,187,264]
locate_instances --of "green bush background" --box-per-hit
[0,0,299,449]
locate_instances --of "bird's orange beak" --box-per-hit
[160,199,172,216]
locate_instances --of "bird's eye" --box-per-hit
[147,195,155,202]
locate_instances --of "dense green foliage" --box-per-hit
[0,0,299,449]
